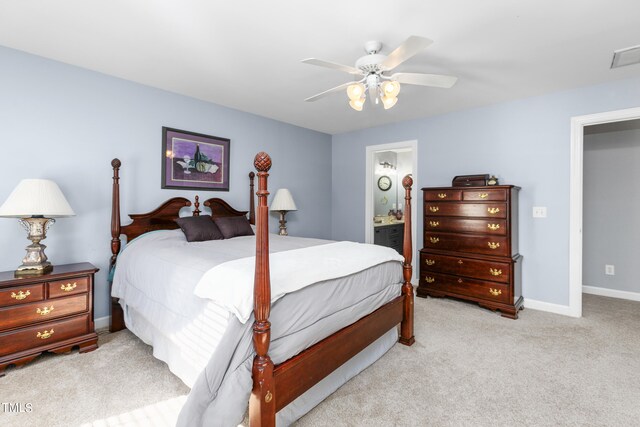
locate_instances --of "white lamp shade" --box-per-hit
[0,179,75,218]
[270,189,297,212]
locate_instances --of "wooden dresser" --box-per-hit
[418,186,523,318]
[374,222,404,255]
[0,263,99,375]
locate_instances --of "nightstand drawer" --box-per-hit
[0,284,45,307]
[48,276,89,298]
[0,314,90,357]
[0,294,88,332]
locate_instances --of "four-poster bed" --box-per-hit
[108,152,414,425]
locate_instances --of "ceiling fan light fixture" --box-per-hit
[381,80,401,97]
[347,83,365,100]
[349,97,365,111]
[382,95,398,110]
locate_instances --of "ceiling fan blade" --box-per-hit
[382,36,433,71]
[391,72,458,88]
[301,58,362,75]
[304,81,354,102]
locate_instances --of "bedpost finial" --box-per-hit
[402,174,413,189]
[254,152,272,172]
[249,171,255,179]
[111,158,121,169]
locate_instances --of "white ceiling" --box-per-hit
[1,0,639,134]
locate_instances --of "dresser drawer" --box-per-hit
[421,252,510,283]
[0,314,90,357]
[420,272,510,304]
[0,284,45,307]
[462,189,507,201]
[424,232,509,256]
[424,202,507,218]
[424,189,462,201]
[425,217,507,235]
[48,276,89,298]
[0,294,88,332]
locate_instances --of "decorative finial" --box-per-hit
[111,158,121,168]
[249,171,255,178]
[254,152,272,172]
[402,174,413,189]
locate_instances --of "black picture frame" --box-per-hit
[161,127,230,191]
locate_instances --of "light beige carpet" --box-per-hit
[1,294,639,426]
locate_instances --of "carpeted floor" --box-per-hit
[1,294,639,426]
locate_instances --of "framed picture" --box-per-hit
[162,127,230,191]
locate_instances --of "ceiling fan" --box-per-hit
[302,36,457,111]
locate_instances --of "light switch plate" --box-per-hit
[605,265,615,275]
[533,206,547,218]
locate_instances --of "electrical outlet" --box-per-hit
[605,265,615,275]
[532,207,547,218]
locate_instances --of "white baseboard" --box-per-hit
[523,298,576,317]
[583,285,640,302]
[94,315,110,330]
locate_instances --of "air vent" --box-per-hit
[611,45,640,69]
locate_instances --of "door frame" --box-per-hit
[569,106,640,317]
[365,140,418,280]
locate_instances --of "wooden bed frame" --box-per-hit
[108,152,414,426]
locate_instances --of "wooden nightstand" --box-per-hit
[0,262,99,376]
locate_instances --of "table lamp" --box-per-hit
[0,179,75,276]
[270,189,297,236]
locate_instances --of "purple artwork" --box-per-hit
[162,127,230,191]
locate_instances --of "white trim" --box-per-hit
[583,285,640,302]
[95,315,110,330]
[365,140,418,280]
[569,106,640,319]
[523,298,575,317]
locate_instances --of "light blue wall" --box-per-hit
[332,76,640,306]
[0,46,332,319]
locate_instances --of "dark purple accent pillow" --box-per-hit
[175,215,224,242]
[213,216,254,239]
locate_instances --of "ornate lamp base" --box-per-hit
[15,217,55,277]
[277,211,289,236]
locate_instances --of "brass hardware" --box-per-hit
[36,329,54,340]
[429,237,440,244]
[425,277,435,283]
[489,268,502,276]
[425,259,435,266]
[487,223,500,231]
[487,207,500,214]
[61,282,77,292]
[437,193,447,199]
[36,306,54,316]
[487,242,500,250]
[479,193,489,199]
[429,221,440,227]
[489,288,502,296]
[457,278,463,283]
[457,260,463,264]
[265,391,273,403]
[11,290,31,300]
[429,206,439,213]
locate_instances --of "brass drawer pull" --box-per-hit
[425,259,435,266]
[437,193,447,199]
[457,278,463,283]
[61,282,77,292]
[479,193,489,199]
[11,290,31,300]
[489,288,502,296]
[425,277,435,283]
[429,221,440,227]
[36,329,54,340]
[429,237,440,244]
[428,206,439,213]
[489,268,502,276]
[487,242,500,249]
[487,223,500,231]
[457,259,463,264]
[487,207,500,214]
[36,306,54,316]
